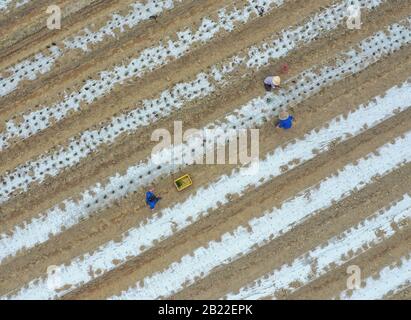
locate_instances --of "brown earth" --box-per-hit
[0,0,410,300]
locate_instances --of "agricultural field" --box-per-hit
[0,0,410,300]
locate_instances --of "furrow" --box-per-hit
[337,254,411,300]
[0,0,386,204]
[4,105,411,299]
[0,0,187,96]
[1,18,410,263]
[0,0,283,116]
[224,196,411,300]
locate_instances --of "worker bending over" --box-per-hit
[276,110,295,130]
[146,188,161,210]
[264,75,281,91]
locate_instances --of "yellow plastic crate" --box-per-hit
[174,174,193,191]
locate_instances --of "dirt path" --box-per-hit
[0,0,139,67]
[0,0,336,222]
[0,0,223,104]
[288,230,411,300]
[1,1,409,230]
[1,42,411,295]
[390,286,411,300]
[0,0,98,55]
[1,0,410,300]
[67,119,411,299]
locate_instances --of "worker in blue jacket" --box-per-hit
[276,110,295,130]
[146,188,161,210]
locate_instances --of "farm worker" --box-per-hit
[276,110,295,130]
[146,188,161,210]
[264,75,281,91]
